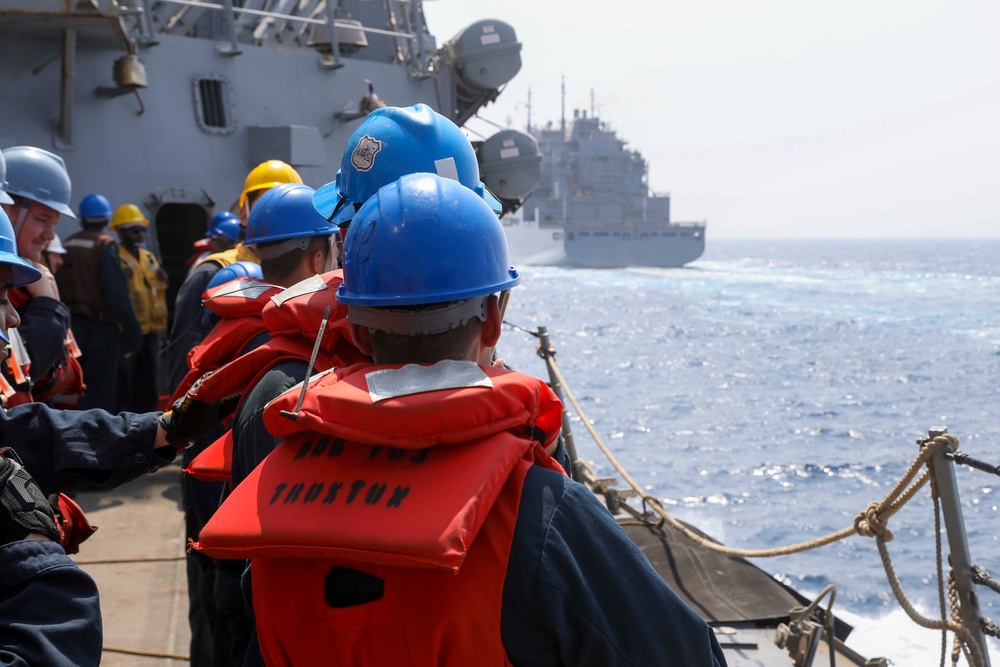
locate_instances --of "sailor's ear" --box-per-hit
[482,295,502,348]
[349,322,375,357]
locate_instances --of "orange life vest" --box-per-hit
[4,289,85,405]
[31,329,86,403]
[183,271,367,483]
[195,361,564,666]
[169,278,281,404]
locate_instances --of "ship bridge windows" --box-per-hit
[193,75,236,134]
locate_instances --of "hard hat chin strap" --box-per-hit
[348,296,491,336]
[249,236,313,261]
[11,200,30,240]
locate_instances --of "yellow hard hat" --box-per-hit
[239,160,303,208]
[110,203,149,230]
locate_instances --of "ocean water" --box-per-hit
[498,238,1000,666]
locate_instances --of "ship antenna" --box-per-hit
[560,75,566,135]
[590,88,595,119]
[527,88,532,132]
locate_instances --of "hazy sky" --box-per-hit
[423,0,1000,239]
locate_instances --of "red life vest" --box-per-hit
[183,429,234,482]
[169,278,281,404]
[183,271,368,483]
[52,492,98,555]
[195,361,564,666]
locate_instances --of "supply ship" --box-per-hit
[503,90,706,268]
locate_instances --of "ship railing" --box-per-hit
[540,220,706,230]
[121,0,425,70]
[523,323,996,667]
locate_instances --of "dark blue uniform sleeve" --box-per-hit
[503,468,728,666]
[100,242,144,352]
[16,295,70,381]
[0,539,102,667]
[166,263,219,394]
[0,404,174,495]
[231,359,308,489]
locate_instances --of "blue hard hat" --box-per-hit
[205,260,263,291]
[313,104,501,226]
[245,183,333,248]
[0,207,42,288]
[0,150,13,206]
[2,146,76,219]
[337,173,519,308]
[78,193,113,221]
[206,211,242,242]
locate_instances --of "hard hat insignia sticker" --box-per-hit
[351,135,382,172]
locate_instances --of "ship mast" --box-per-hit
[527,88,532,133]
[560,75,566,135]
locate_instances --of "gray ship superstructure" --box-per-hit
[0,0,538,308]
[505,104,706,268]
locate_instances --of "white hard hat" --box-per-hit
[46,235,67,254]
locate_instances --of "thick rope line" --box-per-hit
[875,540,983,667]
[544,350,996,664]
[104,646,190,661]
[75,555,186,565]
[545,352,943,559]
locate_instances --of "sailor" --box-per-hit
[0,204,223,492]
[0,203,239,665]
[170,105,523,664]
[0,449,102,666]
[111,204,169,413]
[168,108,510,664]
[313,103,503,257]
[41,234,67,276]
[170,185,333,404]
[177,182,335,667]
[181,104,509,488]
[55,193,144,411]
[165,160,300,400]
[197,173,728,666]
[198,260,263,330]
[0,147,87,406]
[205,210,241,254]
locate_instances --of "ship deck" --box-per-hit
[67,462,873,666]
[72,465,191,665]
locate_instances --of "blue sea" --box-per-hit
[498,239,1000,665]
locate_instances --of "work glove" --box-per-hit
[160,377,241,449]
[0,448,61,545]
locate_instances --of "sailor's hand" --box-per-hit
[23,262,59,300]
[159,391,240,449]
[0,448,61,546]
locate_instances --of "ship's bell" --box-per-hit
[114,54,148,89]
